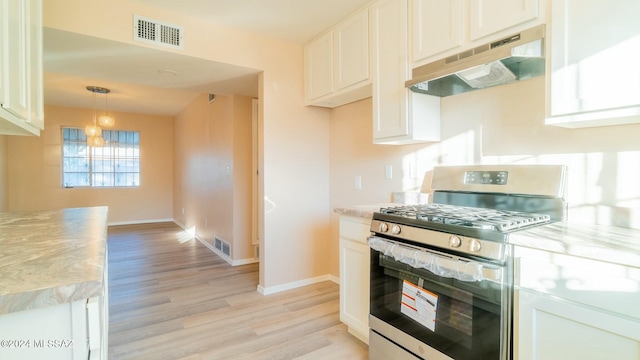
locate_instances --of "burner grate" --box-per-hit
[380,204,550,232]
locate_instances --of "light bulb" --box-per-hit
[85,125,102,137]
[99,114,115,127]
[87,136,105,147]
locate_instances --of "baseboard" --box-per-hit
[257,274,339,296]
[107,218,174,226]
[193,235,258,267]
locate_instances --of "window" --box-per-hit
[62,127,140,187]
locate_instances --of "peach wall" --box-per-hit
[173,94,254,263]
[0,136,7,211]
[44,0,333,291]
[5,105,173,223]
[329,76,640,276]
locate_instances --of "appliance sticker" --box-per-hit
[401,279,438,332]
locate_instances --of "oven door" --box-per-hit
[369,237,512,360]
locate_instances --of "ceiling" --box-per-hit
[43,0,372,116]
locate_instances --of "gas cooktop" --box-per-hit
[378,204,551,232]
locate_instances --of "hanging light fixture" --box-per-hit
[98,87,115,127]
[85,86,115,147]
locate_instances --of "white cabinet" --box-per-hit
[304,7,371,108]
[410,0,463,63]
[372,0,440,144]
[469,0,540,41]
[411,0,543,67]
[305,32,334,102]
[514,247,640,360]
[516,290,640,360]
[545,0,640,128]
[0,0,44,136]
[0,296,108,360]
[339,216,371,344]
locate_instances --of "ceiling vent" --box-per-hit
[133,15,183,50]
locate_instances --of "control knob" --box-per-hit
[378,222,389,233]
[391,224,401,235]
[449,235,462,248]
[468,239,482,252]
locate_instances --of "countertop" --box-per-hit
[335,204,640,269]
[0,207,108,315]
[334,204,396,219]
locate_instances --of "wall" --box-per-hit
[173,94,254,263]
[5,104,174,223]
[44,0,332,292]
[329,76,640,276]
[0,135,6,211]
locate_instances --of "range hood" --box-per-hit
[406,25,545,97]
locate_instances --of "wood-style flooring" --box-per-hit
[107,222,368,360]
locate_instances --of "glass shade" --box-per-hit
[87,136,105,147]
[99,114,115,127]
[85,125,102,137]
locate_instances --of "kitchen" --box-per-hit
[1,0,640,359]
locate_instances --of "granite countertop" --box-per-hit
[334,203,396,219]
[0,207,109,315]
[335,204,640,269]
[509,221,640,269]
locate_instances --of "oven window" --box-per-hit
[370,249,508,360]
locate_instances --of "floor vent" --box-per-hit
[133,15,183,49]
[214,237,231,257]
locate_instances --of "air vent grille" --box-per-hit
[133,15,183,49]
[214,237,231,258]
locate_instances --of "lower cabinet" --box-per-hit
[515,289,640,360]
[339,215,371,344]
[514,246,640,360]
[0,295,108,360]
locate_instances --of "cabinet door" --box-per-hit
[339,216,371,343]
[469,0,539,41]
[2,0,30,119]
[516,289,640,360]
[411,0,463,65]
[372,0,440,145]
[304,31,334,102]
[546,0,640,127]
[372,0,409,140]
[27,0,43,129]
[340,237,370,343]
[334,8,370,91]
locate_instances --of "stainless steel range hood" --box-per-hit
[406,25,545,97]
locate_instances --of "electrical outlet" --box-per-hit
[204,218,208,228]
[181,208,185,215]
[355,175,362,190]
[385,165,393,179]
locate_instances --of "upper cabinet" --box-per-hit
[469,0,540,41]
[411,0,544,67]
[545,0,640,128]
[304,7,371,108]
[0,0,44,136]
[411,0,463,64]
[372,0,440,144]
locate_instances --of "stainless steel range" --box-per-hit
[368,165,567,360]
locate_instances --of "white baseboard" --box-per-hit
[194,235,258,267]
[107,218,174,226]
[257,274,339,296]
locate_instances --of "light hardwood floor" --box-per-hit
[107,222,369,360]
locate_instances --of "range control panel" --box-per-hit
[464,170,508,185]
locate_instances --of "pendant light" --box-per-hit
[85,86,115,147]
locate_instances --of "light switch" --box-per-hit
[355,175,362,190]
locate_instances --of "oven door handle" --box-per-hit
[368,236,502,282]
